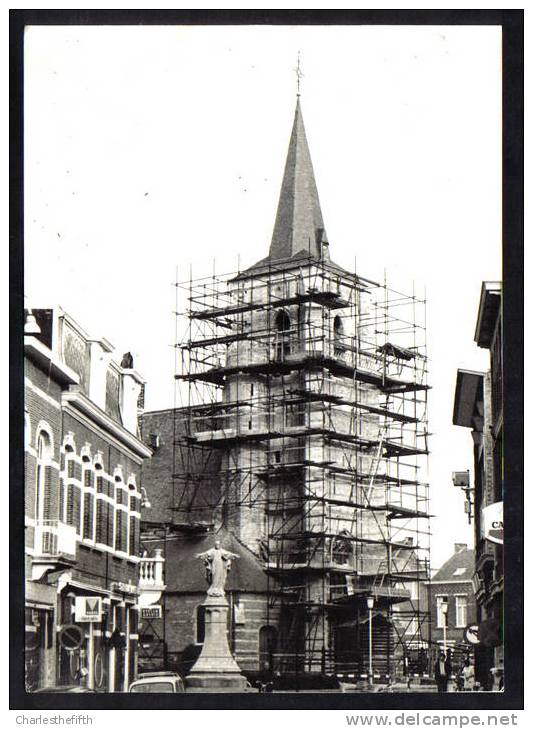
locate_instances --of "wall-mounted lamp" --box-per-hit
[141,487,151,510]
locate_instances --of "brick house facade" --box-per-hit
[424,544,476,679]
[453,282,504,690]
[24,308,152,692]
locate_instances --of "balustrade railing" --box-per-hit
[139,549,165,588]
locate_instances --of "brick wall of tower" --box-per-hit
[221,264,393,565]
[140,408,222,527]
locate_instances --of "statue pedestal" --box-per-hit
[185,595,247,691]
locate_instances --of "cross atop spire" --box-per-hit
[268,97,329,262]
[294,51,304,97]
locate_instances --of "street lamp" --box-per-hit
[452,471,474,524]
[366,595,375,686]
[441,597,449,653]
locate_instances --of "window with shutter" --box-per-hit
[43,466,52,521]
[107,502,114,547]
[115,509,123,551]
[59,477,65,522]
[121,512,128,553]
[129,515,138,555]
[73,485,81,534]
[96,500,106,544]
[35,431,52,523]
[83,492,94,539]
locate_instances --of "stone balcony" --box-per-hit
[138,549,166,608]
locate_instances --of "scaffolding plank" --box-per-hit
[189,290,351,321]
[176,352,430,395]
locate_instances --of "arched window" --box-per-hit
[259,625,278,672]
[35,430,52,522]
[334,315,345,357]
[275,310,292,361]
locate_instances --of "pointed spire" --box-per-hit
[269,98,329,262]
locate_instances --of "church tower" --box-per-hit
[176,97,430,678]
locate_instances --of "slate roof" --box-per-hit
[432,547,475,583]
[236,99,339,280]
[269,97,328,263]
[162,527,269,594]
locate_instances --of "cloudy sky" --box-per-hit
[24,24,502,567]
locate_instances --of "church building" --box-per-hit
[140,97,430,685]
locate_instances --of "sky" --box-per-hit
[24,24,502,569]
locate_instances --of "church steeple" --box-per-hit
[269,98,329,262]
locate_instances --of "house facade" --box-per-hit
[425,544,476,678]
[452,282,503,690]
[24,307,153,692]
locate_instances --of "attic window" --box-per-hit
[453,567,467,576]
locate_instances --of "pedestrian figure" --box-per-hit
[434,651,448,692]
[445,648,454,689]
[461,657,475,691]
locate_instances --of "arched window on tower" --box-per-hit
[274,310,292,361]
[334,315,346,358]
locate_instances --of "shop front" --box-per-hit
[57,584,137,692]
[25,582,57,691]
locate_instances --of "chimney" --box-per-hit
[454,543,467,553]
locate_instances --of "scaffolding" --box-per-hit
[172,253,431,679]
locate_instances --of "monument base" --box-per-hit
[185,673,248,691]
[185,594,247,692]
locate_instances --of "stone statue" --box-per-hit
[196,540,240,597]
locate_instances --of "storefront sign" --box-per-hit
[74,596,102,623]
[59,624,85,651]
[140,605,162,620]
[481,501,503,544]
[111,581,138,595]
[463,624,480,645]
